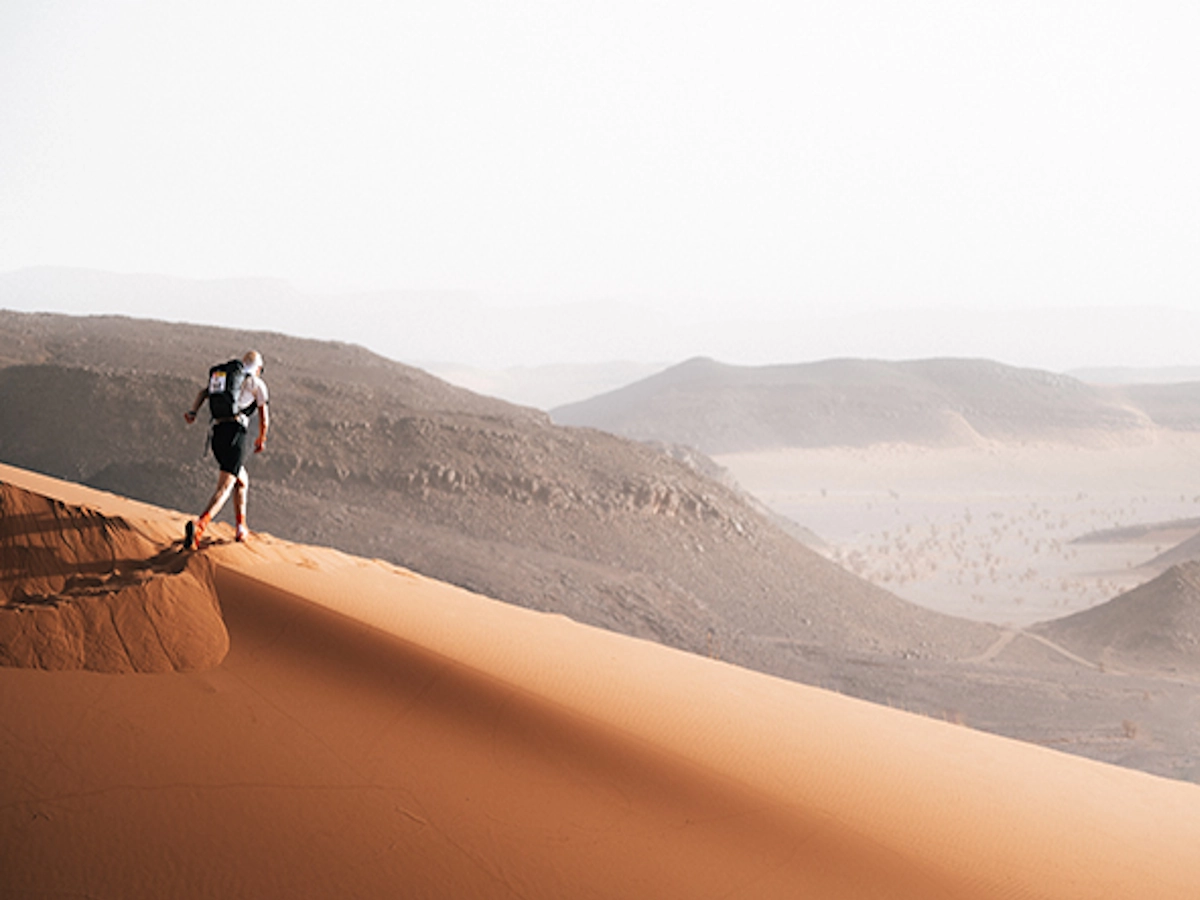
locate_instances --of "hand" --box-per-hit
[184,411,196,424]
[254,436,266,454]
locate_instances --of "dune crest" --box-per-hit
[0,480,227,672]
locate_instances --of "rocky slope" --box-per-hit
[0,311,998,688]
[1034,562,1200,675]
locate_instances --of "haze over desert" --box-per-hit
[6,1,1200,894]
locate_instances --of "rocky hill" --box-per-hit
[1144,532,1200,573]
[552,356,1170,454]
[1072,518,1200,575]
[0,311,999,690]
[1117,382,1200,433]
[1033,562,1200,674]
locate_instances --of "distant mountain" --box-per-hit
[1140,530,1200,574]
[0,310,998,692]
[1070,366,1200,385]
[1034,562,1200,674]
[1115,382,1200,433]
[1071,517,1200,577]
[1071,519,1200,546]
[553,357,1167,454]
[18,266,1200,378]
[422,360,669,410]
[0,267,672,370]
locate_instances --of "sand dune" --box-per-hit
[0,478,225,672]
[3,463,1200,898]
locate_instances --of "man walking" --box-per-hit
[183,350,270,548]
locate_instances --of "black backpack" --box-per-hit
[207,359,257,420]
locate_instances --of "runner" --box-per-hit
[183,350,270,548]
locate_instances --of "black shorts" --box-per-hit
[211,421,249,475]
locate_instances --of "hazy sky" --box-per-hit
[3,2,1200,359]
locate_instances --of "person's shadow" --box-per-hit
[2,510,188,607]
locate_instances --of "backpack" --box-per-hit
[207,359,257,420]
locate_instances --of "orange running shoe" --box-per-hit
[184,517,208,550]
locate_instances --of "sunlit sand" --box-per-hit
[4,463,1200,898]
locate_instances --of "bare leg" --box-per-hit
[185,470,238,549]
[201,470,239,522]
[233,467,249,535]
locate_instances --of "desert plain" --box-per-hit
[722,437,1200,627]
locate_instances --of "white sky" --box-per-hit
[3,1,1200,364]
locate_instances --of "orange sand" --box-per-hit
[2,462,1199,898]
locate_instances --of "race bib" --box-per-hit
[209,371,228,393]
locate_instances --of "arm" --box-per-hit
[255,402,270,453]
[184,388,208,424]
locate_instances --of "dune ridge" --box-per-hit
[3,464,1200,898]
[0,477,226,672]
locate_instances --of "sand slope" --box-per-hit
[3,464,1200,898]
[0,478,226,672]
